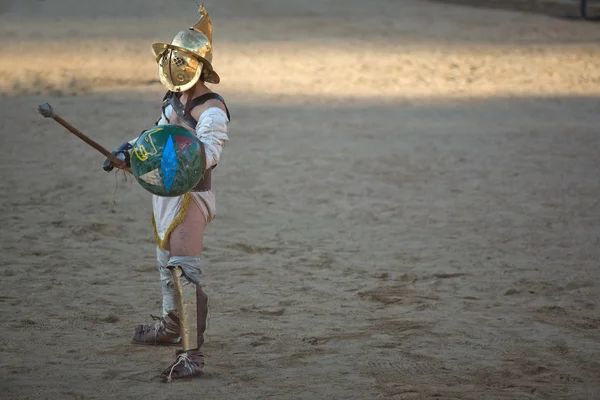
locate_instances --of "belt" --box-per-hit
[192,167,212,192]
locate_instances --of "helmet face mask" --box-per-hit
[157,48,204,92]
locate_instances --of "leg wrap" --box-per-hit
[157,247,177,317]
[167,257,208,351]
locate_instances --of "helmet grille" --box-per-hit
[172,56,186,67]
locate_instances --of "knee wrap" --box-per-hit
[167,256,203,284]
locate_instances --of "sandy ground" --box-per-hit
[1,0,600,399]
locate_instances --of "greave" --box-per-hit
[167,256,207,351]
[196,285,208,348]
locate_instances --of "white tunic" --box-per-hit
[149,104,230,249]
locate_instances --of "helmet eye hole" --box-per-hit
[173,56,185,67]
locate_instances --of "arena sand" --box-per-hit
[1,0,599,399]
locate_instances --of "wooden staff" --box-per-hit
[37,103,132,174]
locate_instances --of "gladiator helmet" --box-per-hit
[152,5,220,92]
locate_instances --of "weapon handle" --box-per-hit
[39,103,132,174]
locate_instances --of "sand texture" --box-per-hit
[1,0,599,399]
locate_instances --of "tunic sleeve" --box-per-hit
[194,107,230,169]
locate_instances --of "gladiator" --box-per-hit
[103,4,231,382]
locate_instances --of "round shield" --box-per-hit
[131,125,205,197]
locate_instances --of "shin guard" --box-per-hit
[167,257,207,351]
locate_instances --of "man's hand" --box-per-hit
[103,142,133,172]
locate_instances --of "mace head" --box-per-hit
[38,103,55,118]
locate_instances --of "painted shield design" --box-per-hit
[131,125,204,197]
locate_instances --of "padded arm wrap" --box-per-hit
[195,108,229,170]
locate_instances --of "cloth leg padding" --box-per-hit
[157,247,177,317]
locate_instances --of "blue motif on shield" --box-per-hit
[161,135,178,191]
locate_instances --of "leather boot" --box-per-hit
[161,349,205,382]
[132,312,181,346]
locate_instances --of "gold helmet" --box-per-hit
[152,4,220,91]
